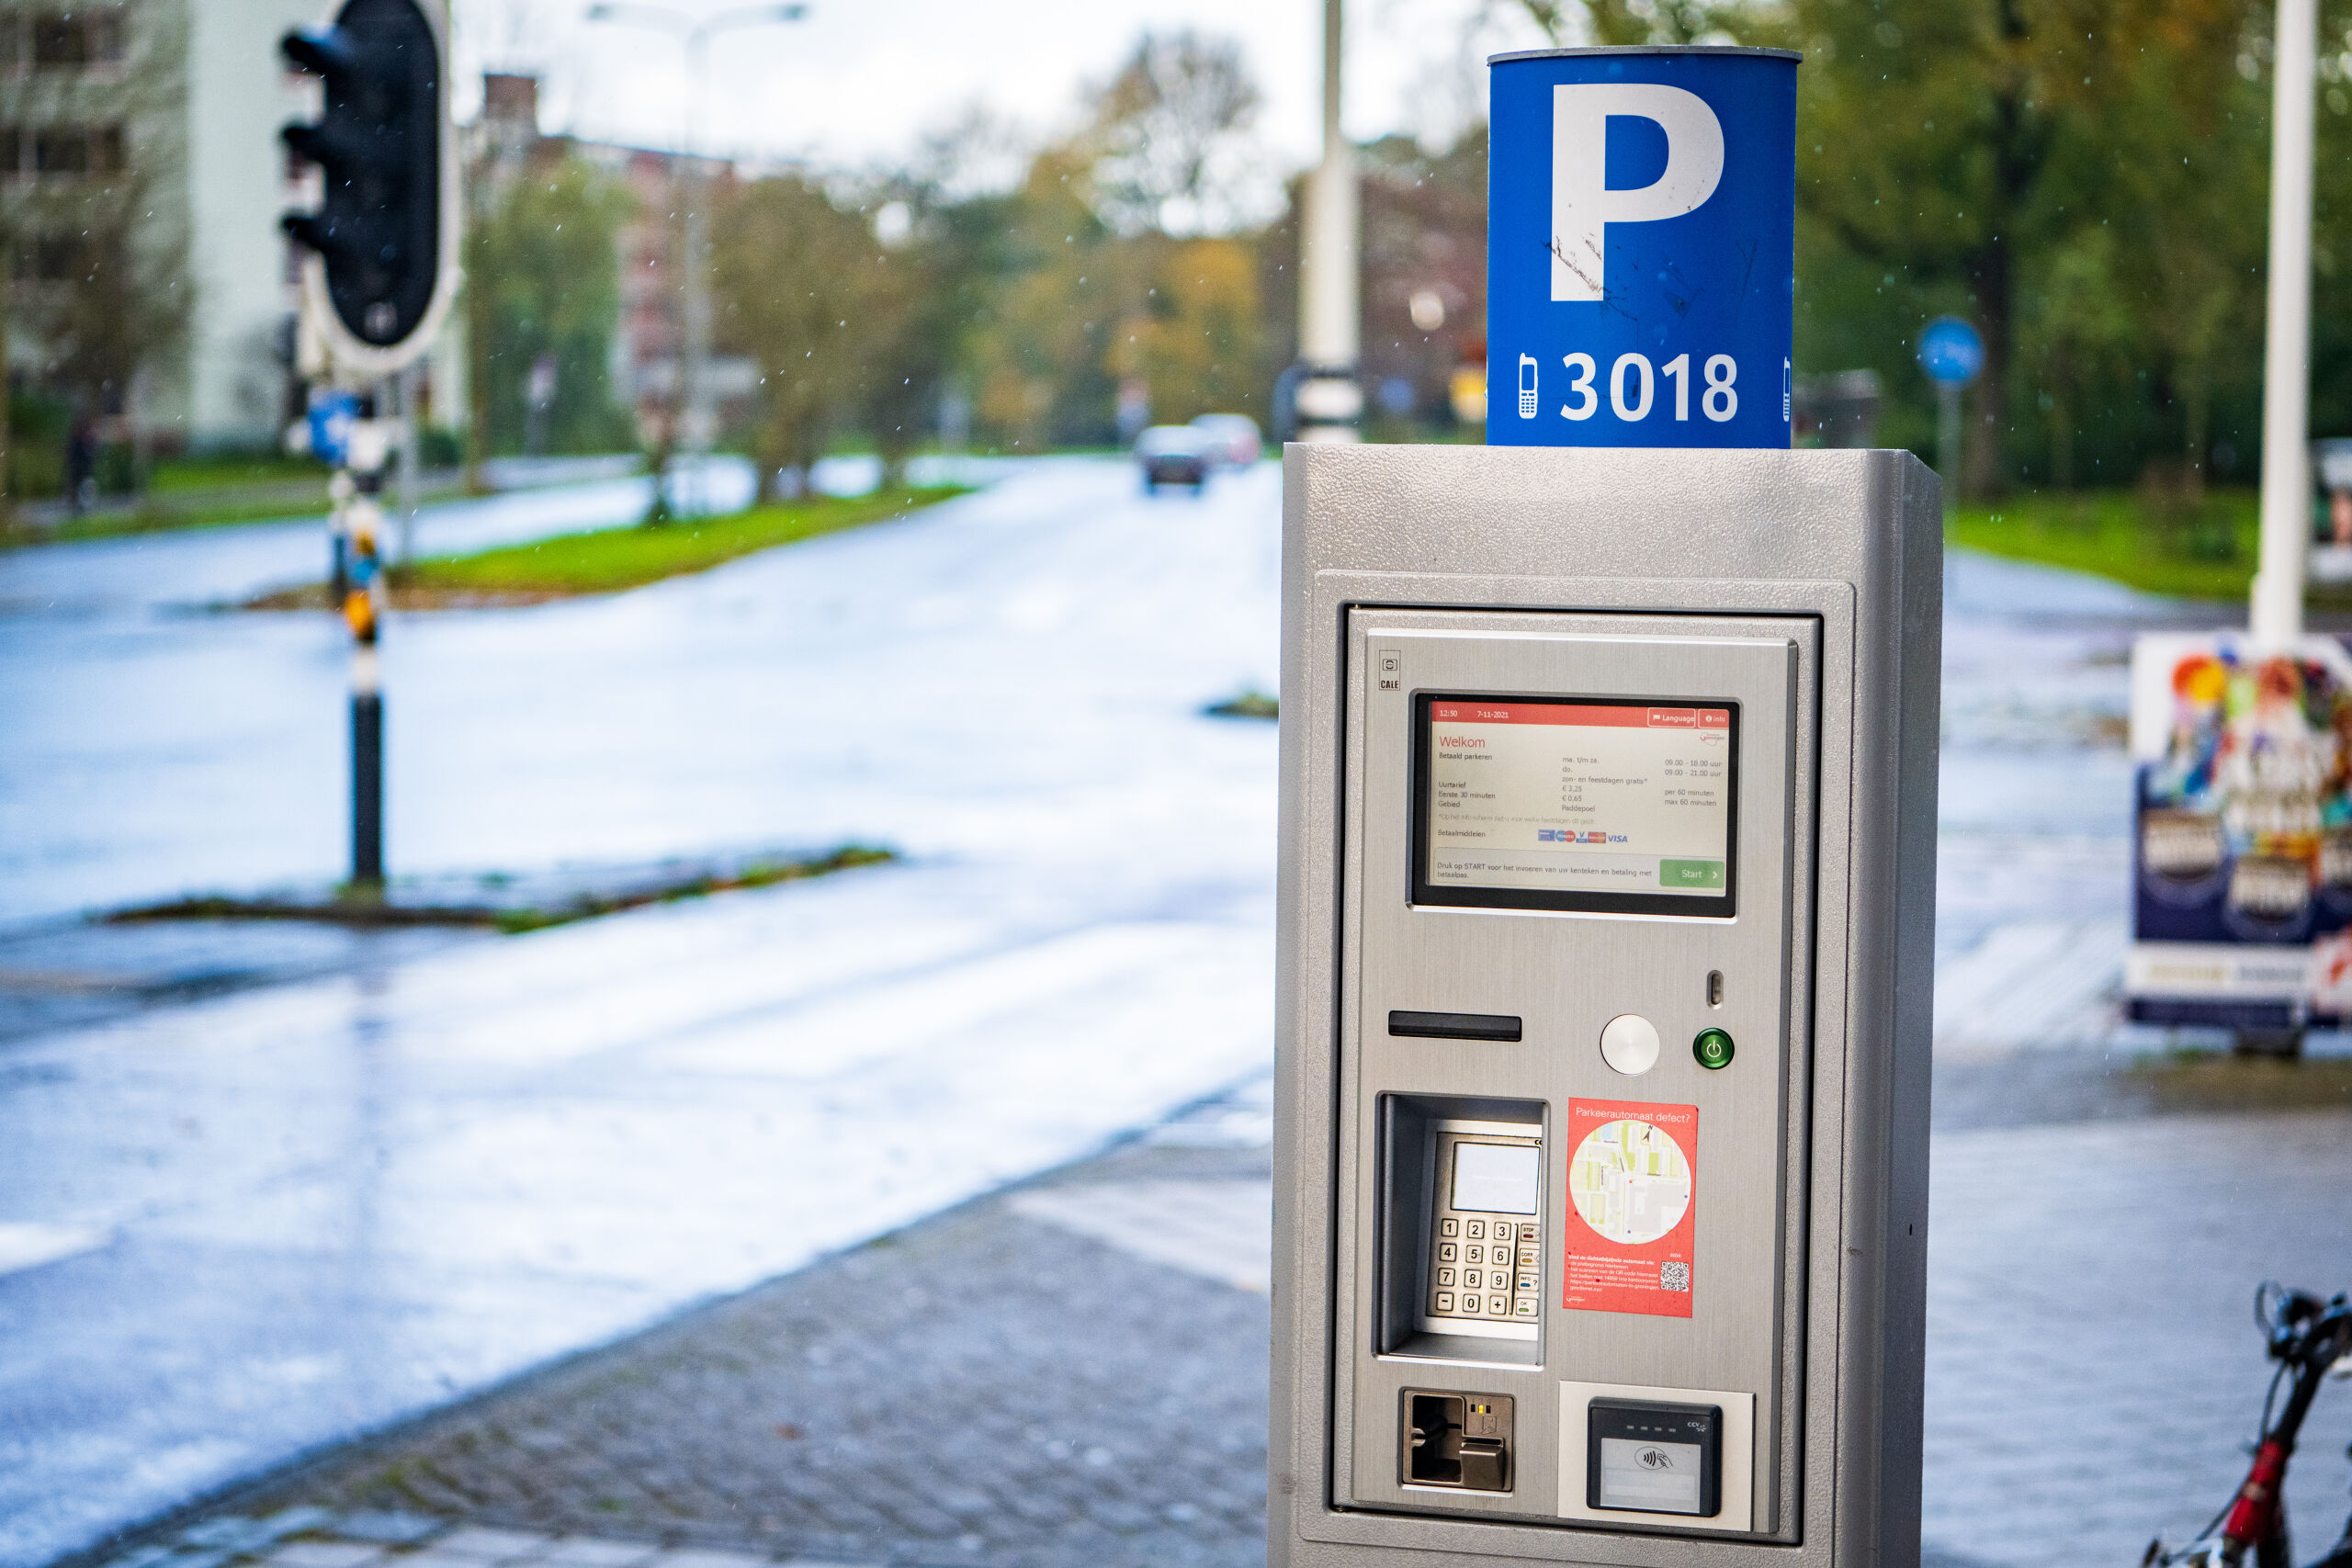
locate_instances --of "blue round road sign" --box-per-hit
[1917,317,1984,387]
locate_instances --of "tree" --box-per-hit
[708,173,875,497]
[1498,0,2289,496]
[1500,0,1757,46]
[1794,0,2287,494]
[1126,237,1264,422]
[958,140,1121,449]
[464,151,635,459]
[1082,30,1271,238]
[0,4,191,509]
[949,28,1275,448]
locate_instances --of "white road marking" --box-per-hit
[1011,1179,1272,1293]
[1935,918,2129,1051]
[0,1222,108,1278]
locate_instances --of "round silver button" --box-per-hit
[1599,1013,1661,1075]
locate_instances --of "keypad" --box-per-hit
[1424,1134,1541,1328]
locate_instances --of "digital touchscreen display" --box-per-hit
[1452,1142,1541,1215]
[1414,694,1737,916]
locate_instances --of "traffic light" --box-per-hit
[280,0,453,372]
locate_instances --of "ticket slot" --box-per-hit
[1388,1010,1523,1043]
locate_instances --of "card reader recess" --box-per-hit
[1402,1390,1514,1492]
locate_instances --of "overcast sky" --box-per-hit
[452,0,1555,182]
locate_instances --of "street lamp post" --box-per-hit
[2251,0,2319,649]
[1292,0,1362,443]
[584,2,808,516]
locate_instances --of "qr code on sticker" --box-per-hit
[1660,1262,1690,1292]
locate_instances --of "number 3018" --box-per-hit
[1560,353,1737,423]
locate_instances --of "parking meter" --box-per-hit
[1270,442,1940,1564]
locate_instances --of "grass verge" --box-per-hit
[107,844,895,932]
[5,488,340,546]
[1949,489,2263,601]
[1934,485,2352,606]
[2128,1051,2352,1113]
[247,486,967,608]
[1204,689,1278,719]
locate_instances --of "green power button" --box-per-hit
[1693,1028,1736,1069]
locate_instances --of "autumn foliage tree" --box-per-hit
[709,174,879,499]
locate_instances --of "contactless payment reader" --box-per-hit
[1271,440,1940,1568]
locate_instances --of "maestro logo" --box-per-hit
[1550,84,1724,303]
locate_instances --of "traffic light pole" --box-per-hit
[328,469,354,603]
[342,405,390,891]
[279,0,457,899]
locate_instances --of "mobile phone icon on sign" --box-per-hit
[1518,355,1538,419]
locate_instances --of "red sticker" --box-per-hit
[1561,1099,1698,1318]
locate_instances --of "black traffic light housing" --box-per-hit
[281,0,449,365]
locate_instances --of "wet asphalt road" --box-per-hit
[0,457,1281,1566]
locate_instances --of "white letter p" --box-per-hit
[1550,84,1724,303]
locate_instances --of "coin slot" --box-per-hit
[1706,969,1724,1007]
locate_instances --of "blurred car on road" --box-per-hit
[1136,424,1212,492]
[1190,412,1262,467]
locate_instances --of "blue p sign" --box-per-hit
[1549,84,1724,303]
[1487,48,1799,449]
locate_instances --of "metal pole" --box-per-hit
[328,468,354,603]
[681,27,713,520]
[1937,382,1962,531]
[395,361,420,568]
[352,659,383,886]
[2253,0,2318,649]
[344,395,390,893]
[584,6,805,512]
[1295,0,1361,441]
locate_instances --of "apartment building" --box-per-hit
[4,0,459,453]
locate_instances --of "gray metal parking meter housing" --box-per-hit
[1272,443,1940,1567]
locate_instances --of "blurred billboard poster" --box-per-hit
[2128,631,2352,1026]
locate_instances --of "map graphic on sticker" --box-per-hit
[1569,1118,1693,1246]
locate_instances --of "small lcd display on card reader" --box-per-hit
[1587,1397,1722,1517]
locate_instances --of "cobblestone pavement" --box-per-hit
[1925,1107,2352,1568]
[208,1100,1278,1568]
[107,1066,2352,1568]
